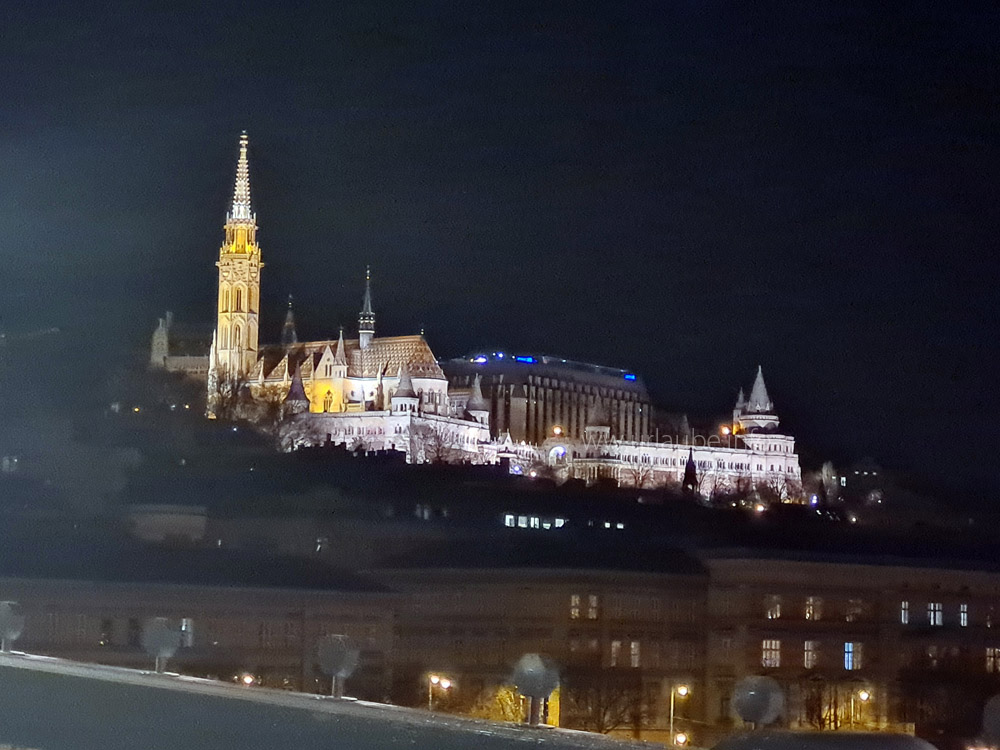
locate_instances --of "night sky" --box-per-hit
[1,1,997,500]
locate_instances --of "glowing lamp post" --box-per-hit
[428,674,452,711]
[670,684,690,745]
[851,688,871,728]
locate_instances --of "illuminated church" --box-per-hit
[161,133,493,463]
[152,134,801,492]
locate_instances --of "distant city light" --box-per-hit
[514,356,536,364]
[754,503,766,513]
[810,495,818,506]
[510,464,523,475]
[241,673,255,686]
[675,732,688,745]
[472,355,488,364]
[720,426,731,436]
[552,425,563,436]
[623,373,637,381]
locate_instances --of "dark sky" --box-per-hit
[1,1,997,499]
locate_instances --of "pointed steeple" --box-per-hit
[333,326,347,364]
[735,388,745,411]
[747,365,773,414]
[229,131,253,223]
[682,448,698,494]
[285,362,309,407]
[466,373,489,413]
[358,266,375,349]
[394,364,415,398]
[281,295,298,346]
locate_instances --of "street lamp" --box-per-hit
[675,732,689,746]
[670,684,690,745]
[850,688,871,728]
[428,674,453,711]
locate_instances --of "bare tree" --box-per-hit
[408,423,464,464]
[619,456,655,489]
[209,368,250,421]
[562,669,648,735]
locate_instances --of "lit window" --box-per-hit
[570,594,581,620]
[504,514,515,527]
[180,618,195,648]
[630,640,641,668]
[928,602,943,627]
[517,516,528,528]
[761,639,781,668]
[900,600,909,625]
[804,640,818,669]
[610,640,622,667]
[844,642,863,670]
[766,595,782,620]
[987,647,1000,673]
[554,518,566,528]
[845,599,864,623]
[961,603,969,627]
[804,596,823,621]
[529,516,540,529]
[588,595,600,620]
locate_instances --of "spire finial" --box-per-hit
[359,266,375,347]
[229,132,253,222]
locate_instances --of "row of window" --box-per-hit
[764,596,979,627]
[504,515,568,530]
[761,639,864,671]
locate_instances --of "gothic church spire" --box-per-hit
[358,266,375,349]
[229,131,253,222]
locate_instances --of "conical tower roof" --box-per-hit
[333,326,347,364]
[466,373,489,412]
[747,365,774,413]
[281,295,298,346]
[285,363,309,404]
[394,364,416,399]
[734,387,745,411]
[228,132,253,222]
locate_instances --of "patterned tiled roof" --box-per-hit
[258,335,445,381]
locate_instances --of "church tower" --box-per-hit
[215,132,262,378]
[358,266,375,349]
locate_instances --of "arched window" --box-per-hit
[220,286,229,312]
[249,322,257,350]
[249,287,257,313]
[233,324,242,348]
[323,391,333,412]
[234,287,244,312]
[220,324,229,349]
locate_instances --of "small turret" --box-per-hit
[358,266,375,349]
[283,362,310,417]
[682,448,698,494]
[334,326,347,365]
[150,314,170,368]
[464,374,490,426]
[391,364,418,414]
[737,365,780,433]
